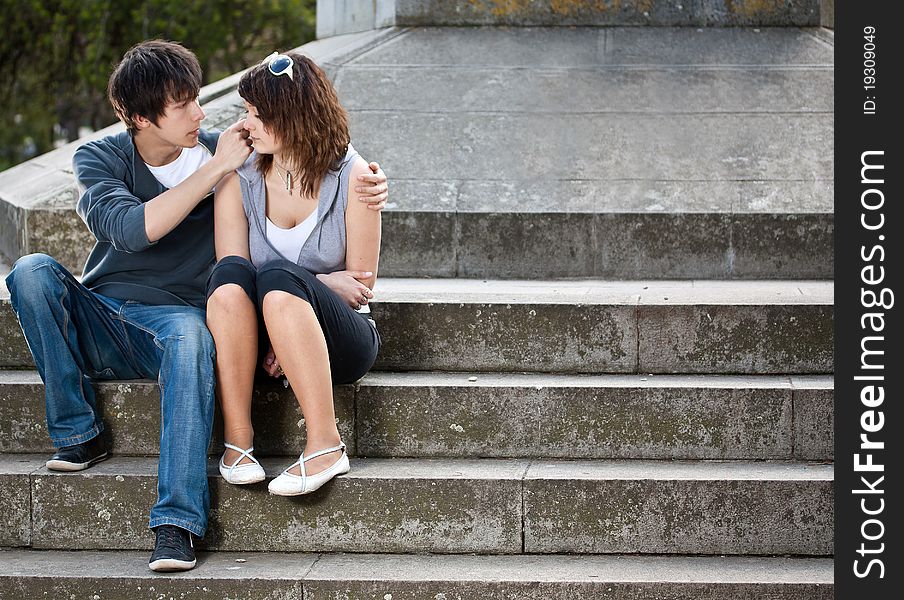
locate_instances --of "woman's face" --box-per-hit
[242,101,280,154]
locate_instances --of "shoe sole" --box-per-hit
[220,472,266,485]
[148,558,197,572]
[46,452,109,472]
[268,465,350,496]
[219,463,266,485]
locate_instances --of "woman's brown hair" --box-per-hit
[238,52,350,198]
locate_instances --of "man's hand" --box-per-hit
[355,162,388,211]
[317,270,374,309]
[262,345,282,378]
[212,119,253,175]
[144,119,251,243]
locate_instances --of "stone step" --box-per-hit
[0,279,834,373]
[376,198,833,279]
[0,190,835,280]
[2,454,833,555]
[321,0,822,29]
[0,370,833,461]
[0,549,834,599]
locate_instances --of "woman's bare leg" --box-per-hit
[207,284,258,464]
[261,290,341,475]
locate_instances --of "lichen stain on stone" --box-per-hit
[468,0,530,17]
[725,0,782,18]
[469,0,659,16]
[550,0,600,15]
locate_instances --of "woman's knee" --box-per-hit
[207,255,256,302]
[260,289,308,317]
[207,283,255,321]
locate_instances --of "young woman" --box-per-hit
[206,52,382,496]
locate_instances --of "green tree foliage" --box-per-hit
[0,0,315,171]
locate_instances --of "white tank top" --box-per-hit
[265,210,318,262]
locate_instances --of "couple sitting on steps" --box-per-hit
[5,40,387,572]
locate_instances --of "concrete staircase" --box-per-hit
[0,1,833,597]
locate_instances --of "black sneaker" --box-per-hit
[45,435,108,471]
[149,525,196,572]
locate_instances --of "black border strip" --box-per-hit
[836,2,902,596]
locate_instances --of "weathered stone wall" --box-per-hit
[316,0,823,35]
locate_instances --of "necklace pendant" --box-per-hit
[286,172,292,193]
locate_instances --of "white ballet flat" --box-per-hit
[268,441,349,496]
[219,443,266,485]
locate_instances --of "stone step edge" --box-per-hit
[0,369,835,389]
[0,549,835,585]
[1,278,834,306]
[0,370,833,462]
[2,454,835,481]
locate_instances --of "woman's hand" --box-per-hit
[317,270,374,309]
[261,345,282,378]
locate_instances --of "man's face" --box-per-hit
[148,96,205,147]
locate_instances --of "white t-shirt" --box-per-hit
[146,144,213,189]
[266,210,372,316]
[266,211,318,262]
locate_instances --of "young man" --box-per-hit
[4,41,387,572]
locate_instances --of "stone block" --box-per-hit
[31,459,158,550]
[699,0,819,26]
[595,213,732,279]
[24,208,93,279]
[357,373,794,459]
[0,372,53,454]
[524,461,834,555]
[730,214,834,279]
[0,455,41,546]
[0,296,31,367]
[392,0,820,27]
[457,212,598,279]
[306,554,834,600]
[821,0,834,28]
[0,550,312,599]
[792,381,833,461]
[208,458,525,553]
[373,301,637,373]
[638,304,834,374]
[380,210,457,278]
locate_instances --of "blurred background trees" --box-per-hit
[0,0,315,171]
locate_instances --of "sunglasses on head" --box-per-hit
[261,52,294,81]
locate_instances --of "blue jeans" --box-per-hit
[5,254,215,537]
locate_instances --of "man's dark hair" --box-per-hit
[107,40,202,132]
